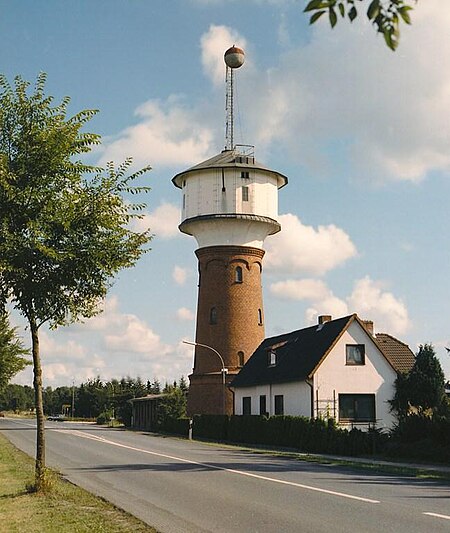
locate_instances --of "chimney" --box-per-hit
[318,315,332,325]
[362,320,374,336]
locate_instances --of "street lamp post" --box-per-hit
[183,340,228,414]
[71,380,75,419]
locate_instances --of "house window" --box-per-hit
[339,394,375,422]
[258,308,263,325]
[274,395,284,415]
[242,186,249,202]
[242,396,251,415]
[241,171,250,179]
[238,351,244,367]
[235,266,243,283]
[209,307,217,325]
[346,344,365,365]
[259,395,267,416]
[268,350,276,366]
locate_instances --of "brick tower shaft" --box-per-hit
[186,245,266,416]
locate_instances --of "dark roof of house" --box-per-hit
[232,314,356,388]
[375,333,415,374]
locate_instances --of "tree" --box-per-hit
[0,74,151,490]
[0,383,34,412]
[0,312,29,391]
[391,343,446,418]
[156,386,187,428]
[305,0,417,51]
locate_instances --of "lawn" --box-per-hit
[0,432,157,532]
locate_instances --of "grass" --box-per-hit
[190,438,450,481]
[0,433,158,533]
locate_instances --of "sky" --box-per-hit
[2,0,449,387]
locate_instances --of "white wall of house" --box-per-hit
[233,381,311,417]
[314,321,396,429]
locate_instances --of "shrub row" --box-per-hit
[156,416,190,436]
[191,414,385,456]
[385,414,450,463]
[154,413,450,462]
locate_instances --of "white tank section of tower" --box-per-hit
[172,44,287,250]
[172,150,287,248]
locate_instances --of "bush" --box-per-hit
[192,414,386,457]
[386,413,450,462]
[192,414,229,440]
[157,416,190,436]
[96,412,111,425]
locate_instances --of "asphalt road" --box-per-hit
[1,418,449,533]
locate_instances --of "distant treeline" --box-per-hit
[0,376,188,424]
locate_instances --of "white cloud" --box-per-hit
[265,213,357,275]
[172,266,188,285]
[97,1,450,185]
[270,279,349,319]
[176,307,195,321]
[347,276,410,335]
[270,275,410,336]
[229,0,450,183]
[105,316,168,355]
[132,203,180,239]
[12,296,193,388]
[201,25,248,86]
[98,95,214,170]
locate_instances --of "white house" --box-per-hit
[231,314,415,430]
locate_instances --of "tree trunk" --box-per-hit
[30,316,45,490]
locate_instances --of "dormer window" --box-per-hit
[268,350,276,366]
[346,344,365,365]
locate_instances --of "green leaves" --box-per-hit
[0,312,29,391]
[0,74,152,329]
[304,0,417,51]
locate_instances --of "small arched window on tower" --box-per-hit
[258,308,263,326]
[235,266,243,283]
[209,307,217,325]
[238,351,245,367]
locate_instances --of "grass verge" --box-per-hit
[0,432,157,532]
[186,437,450,481]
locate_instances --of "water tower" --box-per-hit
[173,46,287,415]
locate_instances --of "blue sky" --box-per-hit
[3,0,449,386]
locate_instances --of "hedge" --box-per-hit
[192,414,384,456]
[152,413,449,462]
[157,416,190,436]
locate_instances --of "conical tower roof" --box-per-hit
[172,149,288,189]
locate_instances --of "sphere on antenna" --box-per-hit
[224,46,245,69]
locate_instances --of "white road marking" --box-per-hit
[55,428,380,504]
[423,512,450,521]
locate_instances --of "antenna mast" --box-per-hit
[224,46,245,151]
